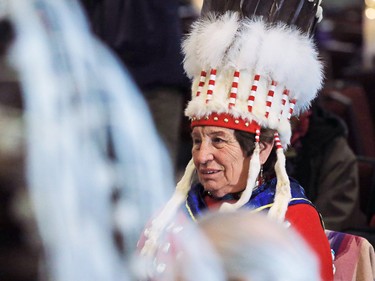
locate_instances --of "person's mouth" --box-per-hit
[200,168,220,175]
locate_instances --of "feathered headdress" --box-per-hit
[141,0,324,257]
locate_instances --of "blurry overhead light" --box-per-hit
[365,7,375,19]
[192,0,203,10]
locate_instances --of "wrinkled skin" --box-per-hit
[191,126,273,198]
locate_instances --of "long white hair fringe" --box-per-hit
[267,147,291,222]
[140,158,196,257]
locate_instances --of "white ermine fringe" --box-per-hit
[268,148,291,223]
[220,143,261,212]
[140,158,196,257]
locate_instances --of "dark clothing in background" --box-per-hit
[288,105,347,201]
[80,0,193,167]
[286,105,366,231]
[80,0,189,91]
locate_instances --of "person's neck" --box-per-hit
[204,190,242,201]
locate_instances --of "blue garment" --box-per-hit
[185,177,314,221]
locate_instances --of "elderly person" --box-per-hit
[186,126,333,281]
[140,0,334,280]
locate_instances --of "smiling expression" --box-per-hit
[191,126,250,198]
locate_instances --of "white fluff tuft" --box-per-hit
[316,4,324,23]
[255,23,291,79]
[227,18,265,71]
[277,121,292,148]
[220,143,261,212]
[140,158,195,257]
[292,39,324,113]
[255,24,324,115]
[267,148,291,223]
[196,11,239,69]
[182,18,207,78]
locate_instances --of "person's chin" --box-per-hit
[210,190,230,199]
[203,183,227,198]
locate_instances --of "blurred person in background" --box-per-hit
[286,102,367,231]
[198,210,321,281]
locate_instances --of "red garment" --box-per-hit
[286,204,334,281]
[205,195,334,281]
[139,195,334,281]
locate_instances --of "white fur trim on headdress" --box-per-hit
[182,11,240,78]
[226,18,265,71]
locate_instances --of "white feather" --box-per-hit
[227,18,265,71]
[255,23,288,78]
[196,11,239,69]
[182,19,208,78]
[291,34,323,108]
[253,23,324,118]
[282,32,324,109]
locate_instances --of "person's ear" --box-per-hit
[259,141,274,165]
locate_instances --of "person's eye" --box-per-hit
[192,138,201,146]
[212,137,225,144]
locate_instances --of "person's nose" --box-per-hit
[195,140,214,164]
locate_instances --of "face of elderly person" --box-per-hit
[191,126,274,198]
